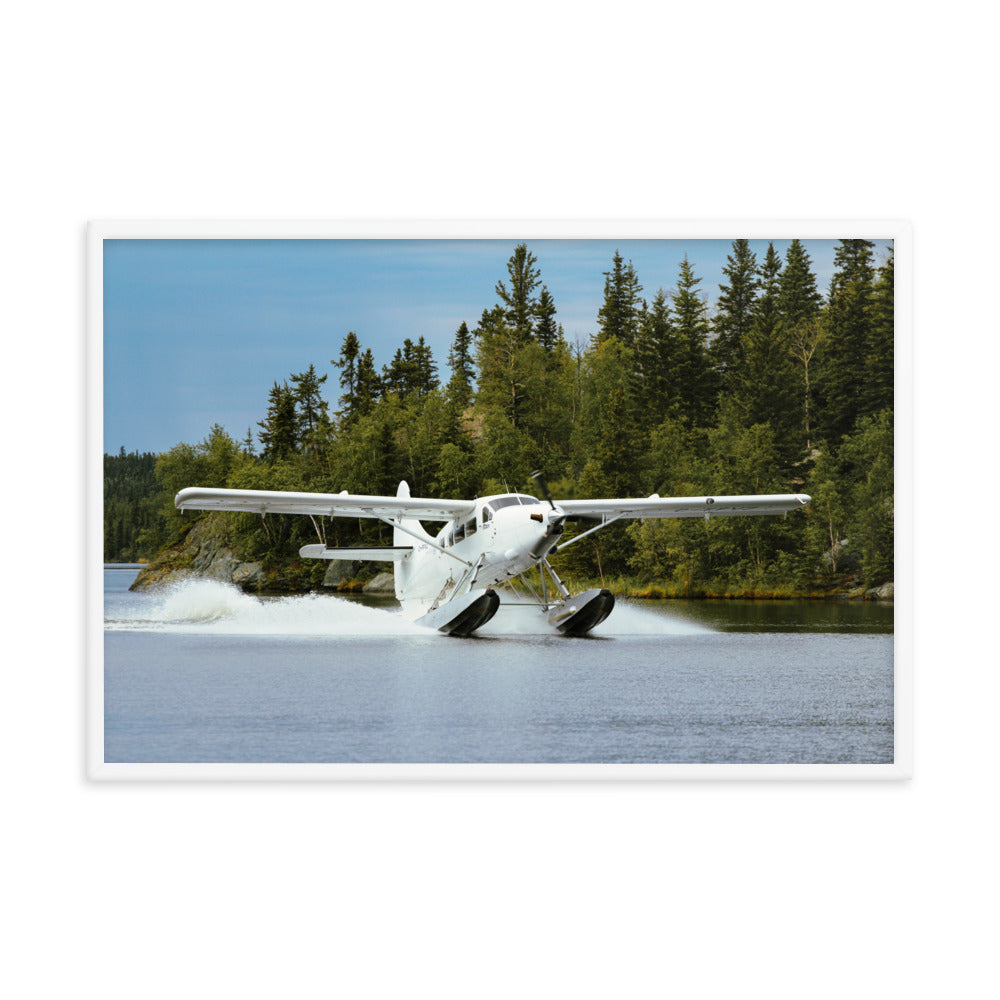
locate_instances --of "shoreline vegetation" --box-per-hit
[123,547,893,602]
[107,239,893,598]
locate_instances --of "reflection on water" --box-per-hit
[649,598,893,634]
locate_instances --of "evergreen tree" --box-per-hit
[474,303,526,427]
[816,239,876,442]
[596,250,643,349]
[411,336,439,396]
[257,382,299,460]
[382,344,411,398]
[382,337,437,398]
[446,321,476,407]
[534,286,559,353]
[670,256,716,425]
[778,238,822,332]
[753,243,783,336]
[711,239,759,379]
[289,363,329,438]
[513,339,576,475]
[634,289,681,428]
[354,348,382,418]
[332,332,361,418]
[865,245,894,416]
[779,240,824,448]
[728,243,801,463]
[494,243,541,343]
[578,338,641,491]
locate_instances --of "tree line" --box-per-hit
[105,238,893,593]
[103,448,159,562]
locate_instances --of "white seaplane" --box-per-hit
[175,475,810,637]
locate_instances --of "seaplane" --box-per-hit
[174,475,810,637]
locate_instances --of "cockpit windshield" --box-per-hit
[488,495,540,512]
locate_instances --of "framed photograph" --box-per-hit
[89,220,909,779]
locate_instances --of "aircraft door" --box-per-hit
[481,504,496,544]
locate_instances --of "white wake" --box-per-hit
[106,580,709,637]
[106,579,434,637]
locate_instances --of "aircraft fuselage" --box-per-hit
[394,492,565,606]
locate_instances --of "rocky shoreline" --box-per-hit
[129,516,399,595]
[128,515,893,602]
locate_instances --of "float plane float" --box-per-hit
[175,475,810,637]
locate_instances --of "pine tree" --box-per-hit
[753,243,783,336]
[596,250,643,349]
[711,239,759,379]
[354,348,382,418]
[289,363,329,438]
[778,238,822,332]
[534,286,559,353]
[779,239,824,448]
[634,289,681,427]
[446,321,476,408]
[474,302,524,427]
[495,243,541,343]
[864,245,894,417]
[816,239,876,442]
[382,344,411,398]
[382,337,437,398]
[411,336,439,396]
[332,332,361,418]
[729,243,802,465]
[670,256,716,425]
[257,381,298,461]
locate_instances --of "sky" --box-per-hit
[103,237,893,455]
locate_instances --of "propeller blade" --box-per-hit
[531,469,556,510]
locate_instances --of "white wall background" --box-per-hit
[4,2,993,996]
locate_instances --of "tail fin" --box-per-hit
[392,480,429,600]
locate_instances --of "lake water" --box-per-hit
[103,567,894,765]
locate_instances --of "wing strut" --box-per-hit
[555,513,625,553]
[309,514,326,546]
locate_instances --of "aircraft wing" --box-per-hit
[174,486,474,522]
[557,493,811,520]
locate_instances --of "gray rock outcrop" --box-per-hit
[363,572,395,594]
[130,516,263,591]
[322,560,360,588]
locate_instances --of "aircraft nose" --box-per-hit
[529,507,566,558]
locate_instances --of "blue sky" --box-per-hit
[103,237,892,454]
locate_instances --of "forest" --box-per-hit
[104,238,894,597]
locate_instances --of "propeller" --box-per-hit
[532,470,599,524]
[529,470,568,558]
[531,470,556,510]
